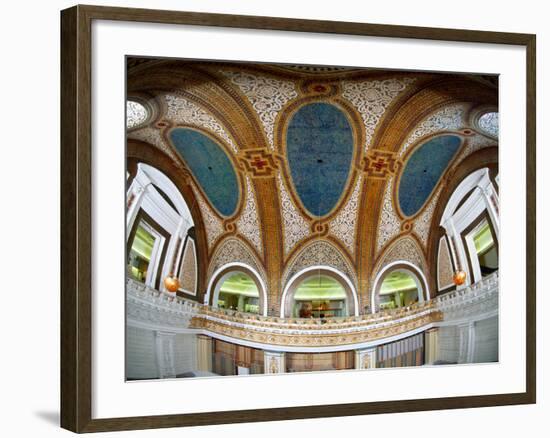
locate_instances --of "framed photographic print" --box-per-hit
[60,4,536,433]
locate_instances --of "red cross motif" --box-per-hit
[251,156,269,170]
[373,158,388,172]
[363,151,399,178]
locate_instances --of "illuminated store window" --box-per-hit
[379,271,420,310]
[292,275,347,318]
[128,221,155,283]
[217,272,260,314]
[127,218,165,287]
[472,220,498,277]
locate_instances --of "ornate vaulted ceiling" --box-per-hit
[126,58,498,312]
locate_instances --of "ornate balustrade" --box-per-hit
[434,271,498,323]
[126,278,201,331]
[126,272,498,348]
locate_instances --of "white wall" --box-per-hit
[126,326,159,379]
[474,316,499,363]
[1,1,546,438]
[174,334,198,375]
[126,327,198,379]
[437,316,499,365]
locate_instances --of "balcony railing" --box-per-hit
[126,271,498,348]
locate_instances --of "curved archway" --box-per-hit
[206,263,268,316]
[371,261,429,313]
[136,163,194,222]
[281,266,359,318]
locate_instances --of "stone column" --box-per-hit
[155,331,176,378]
[424,328,440,365]
[355,347,377,369]
[196,334,213,372]
[264,351,286,374]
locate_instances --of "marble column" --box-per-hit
[264,351,286,374]
[424,328,440,365]
[155,331,176,378]
[196,334,213,372]
[355,347,377,369]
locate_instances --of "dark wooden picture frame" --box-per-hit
[60,4,536,433]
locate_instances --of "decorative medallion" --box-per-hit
[239,148,278,178]
[362,150,400,179]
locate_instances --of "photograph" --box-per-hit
[125,58,500,379]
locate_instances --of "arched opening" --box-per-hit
[126,163,196,291]
[282,267,358,318]
[208,264,267,316]
[379,270,420,310]
[216,272,260,314]
[372,263,428,313]
[438,167,499,286]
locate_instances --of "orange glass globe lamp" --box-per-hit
[164,274,180,293]
[453,270,467,286]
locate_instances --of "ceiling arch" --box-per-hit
[127,59,499,315]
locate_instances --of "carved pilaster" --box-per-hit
[196,334,213,372]
[424,327,440,365]
[264,351,286,374]
[355,347,377,369]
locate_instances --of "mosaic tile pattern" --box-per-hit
[398,135,461,217]
[377,176,401,252]
[179,239,197,295]
[283,240,357,291]
[278,174,310,256]
[195,190,224,250]
[376,235,427,275]
[329,176,362,255]
[286,102,354,217]
[437,236,454,290]
[164,94,238,153]
[127,100,148,129]
[207,237,267,287]
[127,127,182,165]
[399,103,467,157]
[171,128,239,217]
[478,112,499,138]
[221,71,298,149]
[342,78,416,151]
[236,176,263,255]
[413,187,442,247]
